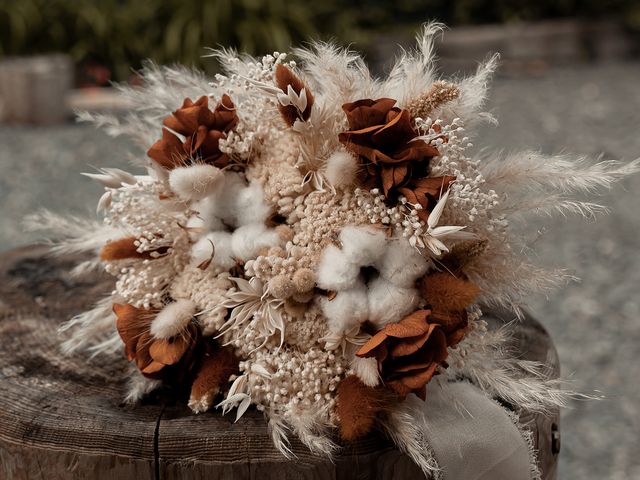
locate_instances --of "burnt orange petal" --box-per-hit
[113,303,147,360]
[389,324,439,358]
[149,336,190,365]
[356,331,389,359]
[342,98,396,130]
[382,310,431,339]
[372,109,415,146]
[400,363,439,390]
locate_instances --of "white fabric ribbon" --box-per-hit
[421,381,533,480]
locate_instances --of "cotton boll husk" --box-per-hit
[205,231,236,270]
[367,277,421,329]
[233,181,272,226]
[150,299,196,339]
[168,164,224,201]
[231,224,281,260]
[316,244,361,290]
[323,150,358,188]
[351,356,380,387]
[378,238,430,288]
[339,226,387,266]
[321,281,369,333]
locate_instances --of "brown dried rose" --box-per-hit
[356,309,448,400]
[339,98,438,188]
[147,94,238,170]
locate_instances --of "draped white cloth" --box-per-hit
[421,382,533,480]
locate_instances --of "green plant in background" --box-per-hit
[1,0,638,83]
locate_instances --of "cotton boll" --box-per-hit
[377,238,430,288]
[195,171,245,228]
[216,172,249,226]
[321,281,369,333]
[150,299,196,339]
[323,150,358,188]
[205,231,236,270]
[191,236,216,267]
[351,356,379,387]
[233,181,272,226]
[367,276,421,329]
[192,197,225,232]
[168,164,224,201]
[339,226,387,266]
[231,224,281,261]
[316,244,361,291]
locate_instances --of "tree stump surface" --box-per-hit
[0,246,560,479]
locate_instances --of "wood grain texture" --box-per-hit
[0,246,559,479]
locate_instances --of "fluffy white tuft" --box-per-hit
[323,150,358,188]
[351,356,380,387]
[233,181,273,226]
[168,164,224,201]
[367,277,421,329]
[231,224,281,260]
[124,371,162,404]
[339,225,387,266]
[316,244,360,291]
[320,281,369,333]
[201,231,235,270]
[378,238,430,288]
[150,299,196,339]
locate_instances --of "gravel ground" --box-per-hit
[1,61,639,479]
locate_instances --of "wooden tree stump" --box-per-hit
[0,246,560,479]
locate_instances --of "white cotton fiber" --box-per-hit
[168,164,224,201]
[150,299,196,339]
[351,356,379,387]
[192,197,225,232]
[367,276,421,329]
[323,150,358,188]
[339,226,387,266]
[206,231,236,270]
[191,236,216,267]
[231,224,281,260]
[377,237,430,288]
[233,181,272,226]
[320,281,369,333]
[316,244,361,291]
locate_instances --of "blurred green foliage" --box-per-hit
[1,0,638,82]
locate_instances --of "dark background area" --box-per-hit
[2,0,640,83]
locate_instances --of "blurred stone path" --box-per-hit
[1,61,639,479]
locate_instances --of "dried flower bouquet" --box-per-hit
[33,24,639,477]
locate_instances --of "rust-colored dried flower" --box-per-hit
[113,303,200,380]
[100,236,170,261]
[147,95,238,170]
[338,98,453,221]
[417,272,480,346]
[336,375,395,441]
[356,309,448,400]
[113,303,239,408]
[274,64,314,127]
